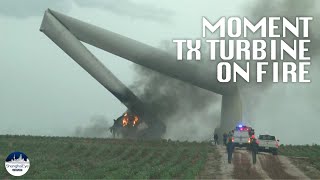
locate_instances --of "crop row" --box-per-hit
[0,135,213,179]
[279,144,320,158]
[279,144,320,172]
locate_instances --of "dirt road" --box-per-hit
[215,145,310,179]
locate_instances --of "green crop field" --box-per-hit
[0,135,218,179]
[279,144,320,179]
[2,135,319,179]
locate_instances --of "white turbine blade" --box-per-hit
[47,9,237,95]
[40,9,146,117]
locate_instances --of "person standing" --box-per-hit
[228,130,234,138]
[223,132,228,145]
[214,133,219,145]
[250,138,259,164]
[226,137,235,164]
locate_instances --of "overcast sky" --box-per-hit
[0,0,319,144]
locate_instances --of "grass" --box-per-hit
[0,135,216,179]
[279,144,320,179]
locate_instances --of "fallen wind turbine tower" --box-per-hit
[40,9,242,138]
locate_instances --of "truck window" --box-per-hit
[259,135,276,140]
[234,131,249,137]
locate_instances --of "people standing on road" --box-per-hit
[223,132,228,146]
[214,133,219,145]
[226,137,235,164]
[250,138,259,164]
[228,130,234,138]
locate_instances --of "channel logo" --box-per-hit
[5,151,30,176]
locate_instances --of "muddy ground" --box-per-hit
[200,145,319,179]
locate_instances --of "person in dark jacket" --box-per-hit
[213,133,219,145]
[226,137,235,164]
[250,138,259,164]
[223,132,228,146]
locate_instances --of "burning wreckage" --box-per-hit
[40,9,242,139]
[109,111,140,138]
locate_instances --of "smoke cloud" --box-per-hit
[73,115,113,138]
[130,41,221,141]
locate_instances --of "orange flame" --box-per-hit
[133,116,139,126]
[122,112,139,127]
[122,113,129,127]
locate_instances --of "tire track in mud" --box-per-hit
[217,145,233,179]
[210,146,308,179]
[255,154,271,179]
[233,150,263,179]
[258,153,309,179]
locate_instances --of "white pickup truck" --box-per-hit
[257,134,280,155]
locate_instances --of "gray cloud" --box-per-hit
[75,0,174,23]
[0,0,174,23]
[0,0,71,18]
